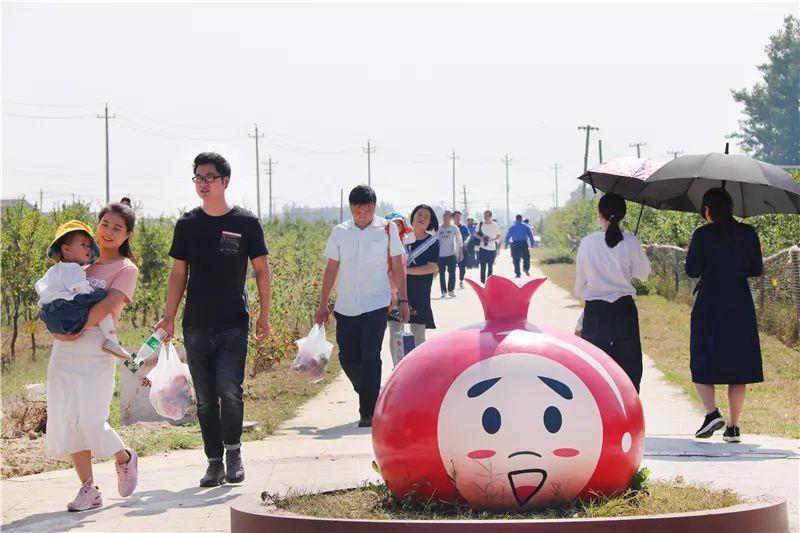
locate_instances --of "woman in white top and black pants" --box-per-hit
[575,194,651,392]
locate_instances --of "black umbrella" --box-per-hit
[637,146,800,218]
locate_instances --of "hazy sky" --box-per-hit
[3,1,796,220]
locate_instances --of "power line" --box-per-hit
[578,124,599,197]
[116,114,241,141]
[249,123,265,219]
[552,163,561,209]
[261,155,279,220]
[362,140,376,186]
[4,112,94,119]
[448,149,459,211]
[3,100,101,108]
[97,103,116,204]
[629,141,647,158]
[502,153,512,226]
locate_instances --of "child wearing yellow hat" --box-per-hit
[35,220,130,359]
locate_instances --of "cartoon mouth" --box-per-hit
[507,469,547,507]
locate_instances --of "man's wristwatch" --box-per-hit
[398,299,409,304]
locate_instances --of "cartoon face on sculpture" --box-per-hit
[438,354,603,508]
[372,276,645,512]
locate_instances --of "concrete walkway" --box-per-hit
[3,250,798,532]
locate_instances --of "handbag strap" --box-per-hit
[407,235,437,265]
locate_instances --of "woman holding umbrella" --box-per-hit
[575,193,651,392]
[686,187,764,443]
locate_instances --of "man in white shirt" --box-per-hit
[475,210,501,283]
[315,185,409,427]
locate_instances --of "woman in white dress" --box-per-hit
[46,203,141,511]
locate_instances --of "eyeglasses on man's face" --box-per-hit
[192,175,223,184]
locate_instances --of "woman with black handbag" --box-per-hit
[686,188,764,443]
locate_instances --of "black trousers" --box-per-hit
[510,241,531,277]
[334,307,388,418]
[438,255,457,293]
[183,327,248,459]
[479,248,496,283]
[580,296,643,392]
[457,248,468,281]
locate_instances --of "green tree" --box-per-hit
[731,14,800,165]
[129,217,173,326]
[1,202,52,365]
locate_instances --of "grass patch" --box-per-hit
[272,476,741,520]
[532,249,800,438]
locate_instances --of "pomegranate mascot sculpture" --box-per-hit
[372,276,644,510]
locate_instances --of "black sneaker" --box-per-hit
[225,448,245,483]
[723,426,741,443]
[357,416,373,428]
[695,408,725,439]
[199,460,226,487]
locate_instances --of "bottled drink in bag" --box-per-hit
[124,328,168,373]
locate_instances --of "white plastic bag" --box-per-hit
[147,342,196,420]
[291,324,333,383]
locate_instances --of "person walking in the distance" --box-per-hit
[436,210,463,298]
[685,188,764,443]
[475,210,501,283]
[452,211,470,288]
[504,214,536,278]
[315,185,409,427]
[156,152,272,487]
[575,193,651,392]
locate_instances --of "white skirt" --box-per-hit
[45,327,125,460]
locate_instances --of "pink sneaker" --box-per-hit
[115,448,138,497]
[67,479,103,512]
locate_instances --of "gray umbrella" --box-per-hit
[637,151,800,217]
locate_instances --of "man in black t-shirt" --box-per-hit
[156,152,271,488]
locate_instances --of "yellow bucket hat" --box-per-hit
[48,220,100,263]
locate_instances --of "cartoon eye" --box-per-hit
[482,407,501,434]
[544,406,562,433]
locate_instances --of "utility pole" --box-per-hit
[261,155,278,220]
[502,153,512,226]
[362,140,376,186]
[552,163,561,209]
[249,124,265,219]
[462,184,468,216]
[667,149,684,160]
[340,188,344,223]
[39,189,43,210]
[97,103,116,204]
[578,124,599,197]
[448,149,459,211]
[630,141,647,158]
[598,139,604,164]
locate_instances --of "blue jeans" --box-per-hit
[40,289,107,334]
[183,327,248,459]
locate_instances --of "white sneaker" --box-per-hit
[448,291,456,298]
[441,292,447,299]
[459,281,464,289]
